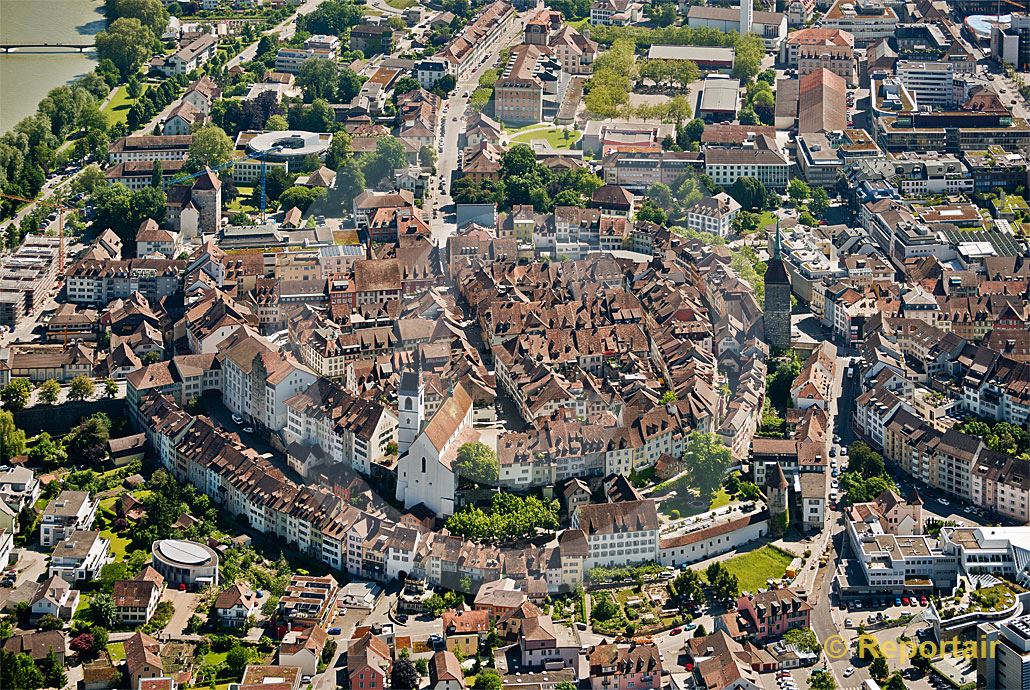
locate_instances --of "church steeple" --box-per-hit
[773,218,781,259]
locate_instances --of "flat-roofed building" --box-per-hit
[493,44,569,125]
[645,45,735,72]
[698,75,740,122]
[108,135,192,164]
[821,0,899,46]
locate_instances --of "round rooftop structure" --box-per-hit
[964,14,1009,42]
[247,130,330,161]
[151,538,220,587]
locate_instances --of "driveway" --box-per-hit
[159,588,203,637]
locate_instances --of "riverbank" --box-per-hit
[0,0,105,130]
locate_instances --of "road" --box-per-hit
[427,9,529,248]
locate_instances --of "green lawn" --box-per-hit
[107,642,126,663]
[511,126,581,150]
[714,545,795,594]
[203,650,229,666]
[655,479,735,520]
[99,497,118,517]
[102,529,131,562]
[101,85,146,127]
[568,18,589,30]
[708,488,733,510]
[73,592,92,620]
[227,185,258,215]
[386,0,416,7]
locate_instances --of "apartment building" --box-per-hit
[571,500,659,569]
[275,47,335,74]
[108,135,192,164]
[705,135,789,190]
[155,34,217,76]
[896,60,961,108]
[821,0,899,46]
[493,44,569,125]
[66,259,184,307]
[782,28,856,86]
[889,151,973,195]
[40,491,98,547]
[105,160,188,190]
[601,150,702,190]
[686,193,741,238]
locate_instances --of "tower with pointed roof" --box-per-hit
[397,361,424,455]
[190,167,222,239]
[763,220,791,351]
[766,461,790,537]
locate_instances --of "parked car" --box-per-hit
[232,414,243,424]
[670,627,682,635]
[895,597,902,606]
[243,426,254,434]
[844,667,855,677]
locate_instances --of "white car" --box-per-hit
[844,667,855,677]
[231,414,243,424]
[939,498,950,506]
[243,426,254,434]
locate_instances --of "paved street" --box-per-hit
[427,9,530,248]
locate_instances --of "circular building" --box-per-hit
[246,130,332,171]
[151,539,220,588]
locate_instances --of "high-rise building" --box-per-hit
[763,221,791,350]
[740,0,753,35]
[978,615,1030,690]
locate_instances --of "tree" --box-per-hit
[361,136,407,187]
[473,669,502,690]
[27,432,65,470]
[266,114,289,131]
[299,0,364,36]
[783,628,820,653]
[126,75,143,99]
[225,645,256,679]
[672,569,704,605]
[298,58,339,102]
[109,0,170,33]
[636,200,667,225]
[87,592,116,628]
[35,614,64,632]
[90,183,166,248]
[591,593,620,621]
[101,378,119,399]
[870,655,889,682]
[68,376,96,402]
[454,442,499,486]
[40,648,67,688]
[95,17,157,78]
[683,432,732,499]
[731,34,764,81]
[728,176,768,211]
[0,651,43,690]
[423,594,446,616]
[73,164,107,195]
[810,186,830,216]
[787,178,811,206]
[338,67,366,102]
[392,76,422,100]
[0,379,33,411]
[391,658,420,690]
[65,413,112,466]
[0,412,26,463]
[278,186,326,212]
[809,673,836,690]
[848,441,887,478]
[189,125,235,170]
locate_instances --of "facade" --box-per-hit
[151,539,220,587]
[571,500,659,569]
[705,136,789,190]
[40,491,98,547]
[493,44,569,125]
[686,193,741,238]
[49,530,109,582]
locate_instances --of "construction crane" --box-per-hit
[0,193,69,277]
[164,145,285,221]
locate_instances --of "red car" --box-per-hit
[178,583,187,591]
[670,627,683,636]
[902,597,910,605]
[920,596,928,606]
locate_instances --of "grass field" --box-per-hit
[107,642,126,663]
[655,479,734,520]
[102,529,131,562]
[511,126,581,149]
[386,0,416,7]
[203,650,229,666]
[227,185,259,215]
[568,18,589,30]
[716,545,795,594]
[101,85,146,127]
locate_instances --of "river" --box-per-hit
[0,0,106,132]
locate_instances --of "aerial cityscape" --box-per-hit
[0,0,1029,689]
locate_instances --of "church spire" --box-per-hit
[773,218,781,259]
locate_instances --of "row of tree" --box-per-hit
[444,492,560,543]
